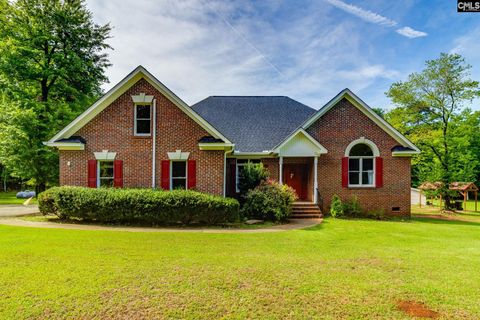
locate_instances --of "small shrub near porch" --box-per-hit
[38,187,240,225]
[242,180,297,222]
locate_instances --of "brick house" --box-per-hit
[45,66,420,216]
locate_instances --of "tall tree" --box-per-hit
[0,0,111,192]
[386,53,480,209]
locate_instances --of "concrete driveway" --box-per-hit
[0,205,39,217]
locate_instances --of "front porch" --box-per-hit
[279,157,317,202]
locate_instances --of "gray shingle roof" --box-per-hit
[191,96,316,152]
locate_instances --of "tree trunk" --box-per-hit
[35,182,46,197]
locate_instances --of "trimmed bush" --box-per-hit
[241,179,297,222]
[38,187,240,225]
[329,195,344,218]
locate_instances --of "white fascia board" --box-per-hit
[273,128,328,155]
[47,66,231,144]
[230,151,277,159]
[43,142,85,150]
[302,89,420,153]
[198,143,234,151]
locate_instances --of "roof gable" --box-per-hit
[274,129,327,157]
[192,96,316,152]
[47,66,231,144]
[302,89,420,153]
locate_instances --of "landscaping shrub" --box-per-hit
[241,179,297,221]
[38,187,240,225]
[342,195,362,217]
[329,194,344,218]
[238,162,269,198]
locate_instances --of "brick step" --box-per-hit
[292,207,321,212]
[290,213,323,219]
[291,202,322,219]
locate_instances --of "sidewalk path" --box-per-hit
[0,216,322,233]
[0,205,39,217]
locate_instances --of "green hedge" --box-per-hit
[38,187,240,225]
[241,180,297,222]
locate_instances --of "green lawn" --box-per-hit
[0,191,36,205]
[1,216,480,319]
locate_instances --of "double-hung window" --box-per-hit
[348,144,374,187]
[171,161,187,190]
[134,104,151,136]
[98,161,114,187]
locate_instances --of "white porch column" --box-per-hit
[279,156,283,185]
[313,156,318,204]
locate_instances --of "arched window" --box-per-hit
[348,143,375,186]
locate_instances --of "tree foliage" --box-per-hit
[238,162,269,198]
[386,53,480,209]
[0,0,111,191]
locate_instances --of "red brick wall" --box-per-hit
[306,98,411,216]
[59,78,224,195]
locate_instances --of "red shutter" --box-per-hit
[87,160,97,188]
[375,157,383,188]
[341,157,349,188]
[161,160,170,190]
[113,160,123,188]
[187,160,196,189]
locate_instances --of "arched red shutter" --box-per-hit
[161,160,170,190]
[113,160,123,188]
[375,157,383,188]
[341,157,349,188]
[187,160,196,189]
[87,160,97,188]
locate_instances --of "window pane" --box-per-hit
[172,161,186,178]
[136,105,150,119]
[349,143,373,156]
[136,119,151,134]
[363,158,373,171]
[100,178,114,188]
[362,171,374,185]
[349,172,360,185]
[172,178,186,189]
[99,162,114,178]
[349,158,360,171]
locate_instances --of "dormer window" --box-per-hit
[134,104,151,136]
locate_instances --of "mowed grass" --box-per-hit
[1,216,480,319]
[0,191,36,205]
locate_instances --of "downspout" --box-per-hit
[151,99,157,188]
[223,147,234,197]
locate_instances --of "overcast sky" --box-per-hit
[86,0,480,110]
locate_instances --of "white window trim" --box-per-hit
[348,156,375,188]
[345,137,380,157]
[97,160,114,188]
[134,103,152,136]
[170,160,188,190]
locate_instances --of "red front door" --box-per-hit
[283,164,307,200]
